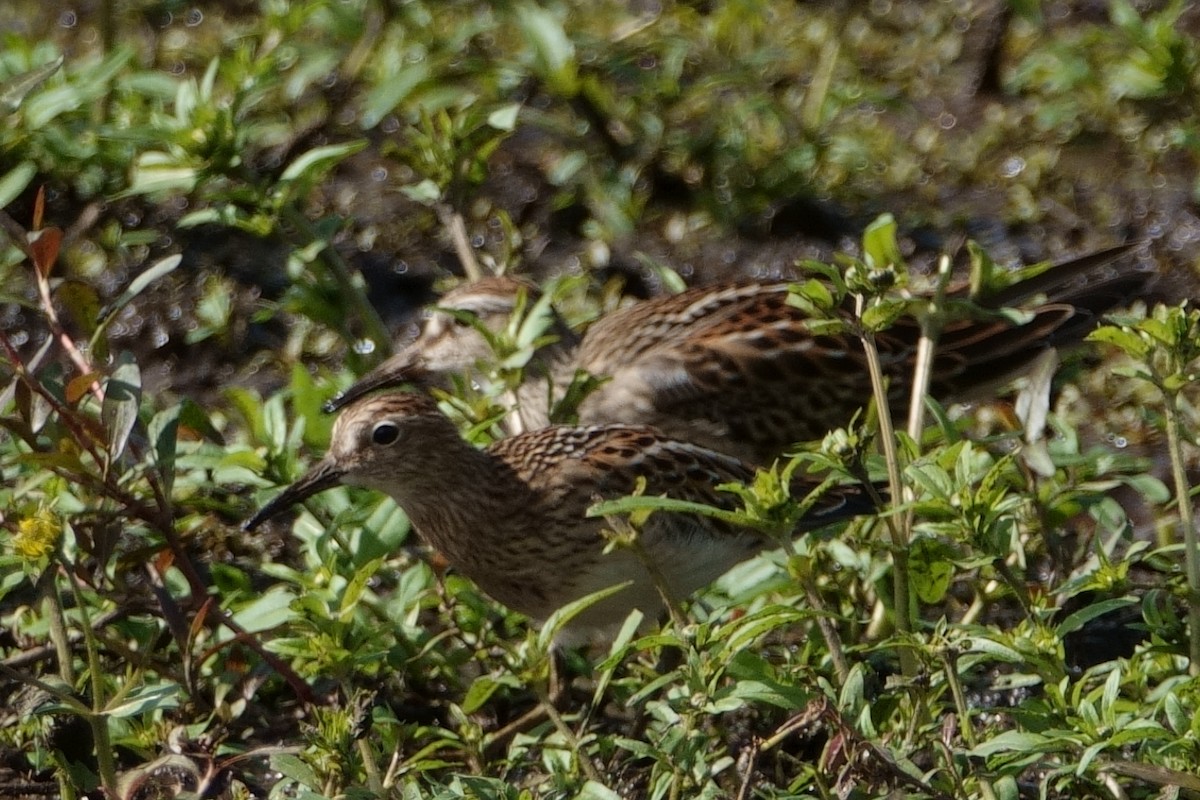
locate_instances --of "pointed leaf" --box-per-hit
[104,683,181,718]
[861,213,902,270]
[65,371,102,404]
[0,161,36,209]
[1054,596,1136,637]
[29,227,61,278]
[486,102,521,131]
[97,254,182,324]
[0,55,64,112]
[969,731,1054,758]
[909,535,954,603]
[57,280,102,338]
[102,351,141,460]
[279,140,367,183]
[32,184,45,231]
[176,398,225,445]
[515,3,579,96]
[148,405,180,498]
[361,63,430,129]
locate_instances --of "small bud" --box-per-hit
[821,428,859,459]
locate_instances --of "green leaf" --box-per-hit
[967,239,999,298]
[0,161,36,208]
[1109,365,1153,382]
[270,754,320,789]
[401,178,442,204]
[486,102,521,131]
[339,557,384,619]
[515,3,579,96]
[233,586,297,633]
[723,606,806,652]
[279,140,368,183]
[25,48,132,128]
[964,635,1025,663]
[575,782,623,800]
[860,299,906,331]
[1086,326,1149,358]
[462,675,503,715]
[908,535,954,603]
[788,278,834,314]
[349,499,410,564]
[1076,741,1106,776]
[1138,317,1177,347]
[537,582,631,652]
[57,280,102,340]
[361,63,431,129]
[104,683,181,718]
[906,463,953,499]
[125,151,199,196]
[97,254,182,326]
[969,730,1054,757]
[861,213,902,270]
[587,493,750,530]
[0,55,64,112]
[1054,597,1136,637]
[148,405,180,498]
[102,351,141,461]
[1163,372,1191,392]
[1100,666,1121,727]
[177,398,225,445]
[726,679,812,709]
[1165,692,1189,734]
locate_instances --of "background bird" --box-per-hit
[245,392,876,644]
[324,245,1151,464]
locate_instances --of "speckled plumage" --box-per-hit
[245,392,874,642]
[325,246,1149,463]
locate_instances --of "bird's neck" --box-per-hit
[382,441,534,567]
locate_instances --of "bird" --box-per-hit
[323,245,1151,463]
[243,391,877,644]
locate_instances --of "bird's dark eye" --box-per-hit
[451,314,472,328]
[372,421,400,446]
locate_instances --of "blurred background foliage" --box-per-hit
[2,0,1200,797]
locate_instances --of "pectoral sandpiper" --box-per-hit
[324,245,1148,463]
[244,392,875,643]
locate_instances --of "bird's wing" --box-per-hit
[487,425,870,532]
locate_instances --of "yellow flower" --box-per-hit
[13,508,62,560]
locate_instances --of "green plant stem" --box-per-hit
[939,648,975,747]
[539,685,602,784]
[905,254,953,441]
[1161,393,1200,675]
[803,574,850,686]
[357,738,384,792]
[437,204,484,281]
[62,557,118,798]
[788,549,850,687]
[802,38,839,133]
[39,568,75,686]
[855,298,917,677]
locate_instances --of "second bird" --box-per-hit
[327,245,1149,463]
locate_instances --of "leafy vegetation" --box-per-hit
[2,1,1199,798]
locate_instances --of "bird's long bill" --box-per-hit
[322,357,429,413]
[242,459,347,531]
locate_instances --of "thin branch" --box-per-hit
[437,204,484,280]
